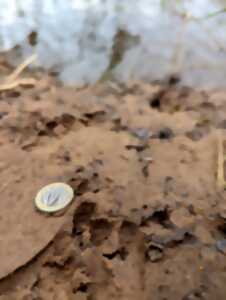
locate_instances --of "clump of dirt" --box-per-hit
[1,67,226,300]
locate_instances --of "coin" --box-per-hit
[34,183,74,213]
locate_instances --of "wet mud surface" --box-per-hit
[1,69,226,299]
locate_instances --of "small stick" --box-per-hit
[0,78,36,91]
[6,54,37,82]
[217,131,225,190]
[0,54,37,91]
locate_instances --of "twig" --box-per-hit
[217,131,225,190]
[0,78,36,91]
[0,54,37,91]
[6,54,37,82]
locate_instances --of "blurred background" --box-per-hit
[1,0,226,89]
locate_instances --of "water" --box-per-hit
[1,0,226,89]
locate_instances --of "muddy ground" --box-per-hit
[1,66,226,299]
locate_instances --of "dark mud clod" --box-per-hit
[157,127,174,140]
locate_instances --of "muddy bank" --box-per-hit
[1,70,226,299]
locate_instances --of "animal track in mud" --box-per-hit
[73,202,96,235]
[90,218,113,246]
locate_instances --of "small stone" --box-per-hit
[146,248,163,262]
[216,239,226,254]
[130,127,151,141]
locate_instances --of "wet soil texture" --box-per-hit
[0,68,226,300]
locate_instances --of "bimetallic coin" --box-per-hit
[34,183,74,213]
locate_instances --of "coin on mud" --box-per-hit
[34,183,74,213]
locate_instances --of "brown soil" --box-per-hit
[1,68,226,300]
